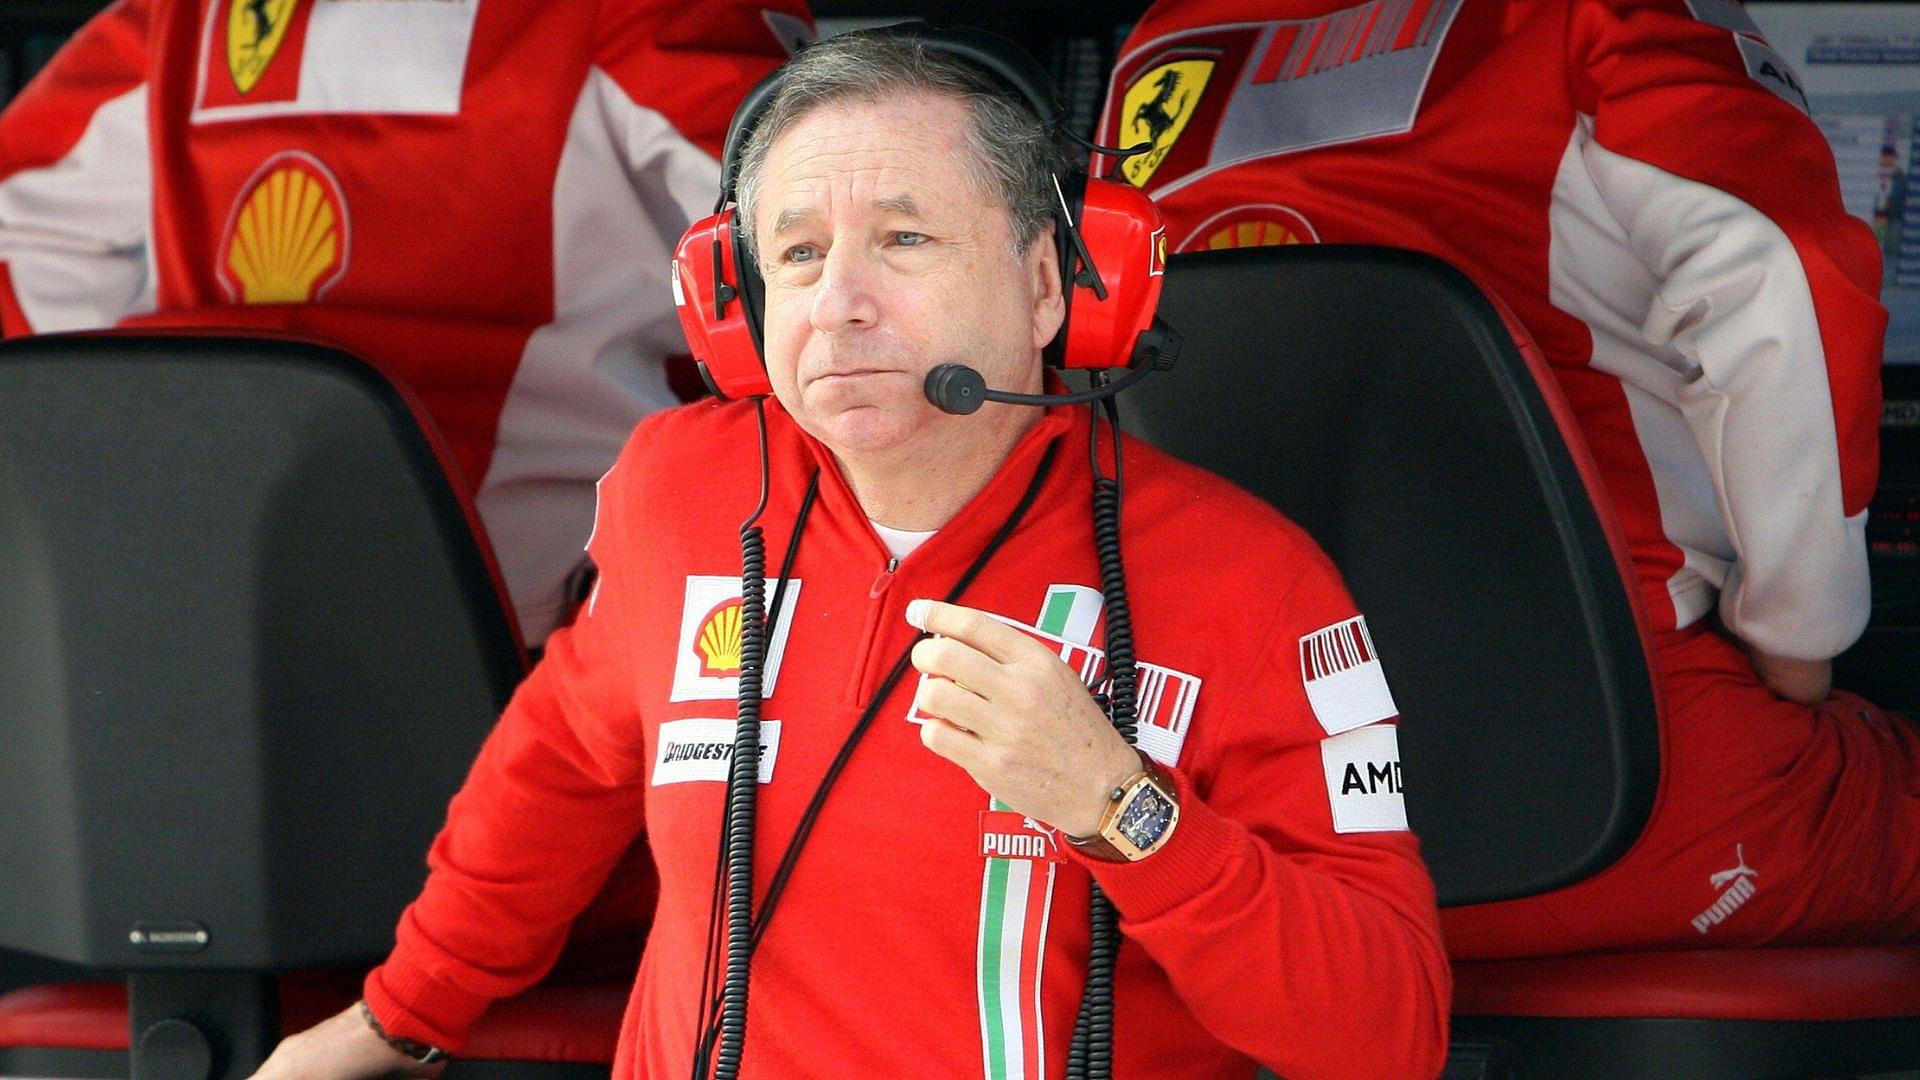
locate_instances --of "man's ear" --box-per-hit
[1027,222,1066,351]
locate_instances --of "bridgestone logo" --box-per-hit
[660,740,733,764]
[652,718,780,785]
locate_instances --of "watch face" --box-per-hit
[1116,787,1174,850]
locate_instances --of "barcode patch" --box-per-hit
[1299,616,1399,736]
[1132,661,1201,767]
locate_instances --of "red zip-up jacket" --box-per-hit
[366,397,1451,1079]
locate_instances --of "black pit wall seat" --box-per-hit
[0,333,617,1078]
[1134,246,1920,1079]
[1132,245,1658,907]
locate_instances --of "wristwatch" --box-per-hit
[1066,752,1180,862]
[358,999,448,1066]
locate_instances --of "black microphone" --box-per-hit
[923,320,1181,415]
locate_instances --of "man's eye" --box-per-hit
[893,232,927,247]
[784,244,819,264]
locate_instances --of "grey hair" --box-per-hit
[733,32,1071,264]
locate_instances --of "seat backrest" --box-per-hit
[1126,245,1659,906]
[0,334,524,970]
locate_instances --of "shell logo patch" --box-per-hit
[694,598,745,677]
[1118,59,1216,189]
[672,576,803,702]
[226,0,300,95]
[217,151,349,305]
[1179,204,1320,254]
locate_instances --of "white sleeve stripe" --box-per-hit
[0,84,155,333]
[473,67,715,645]
[1547,119,1869,658]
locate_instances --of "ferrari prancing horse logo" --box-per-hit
[1118,59,1215,189]
[227,0,300,95]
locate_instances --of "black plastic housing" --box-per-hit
[0,334,525,972]
[1130,245,1662,907]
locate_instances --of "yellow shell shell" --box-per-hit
[1204,219,1304,250]
[696,601,744,675]
[226,164,340,304]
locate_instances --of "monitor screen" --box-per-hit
[1750,2,1920,365]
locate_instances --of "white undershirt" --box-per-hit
[870,519,938,560]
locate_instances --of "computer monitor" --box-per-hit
[1750,2,1920,365]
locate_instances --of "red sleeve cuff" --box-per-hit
[1066,764,1245,922]
[363,953,497,1054]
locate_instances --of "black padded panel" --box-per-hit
[0,335,524,970]
[1451,1014,1920,1079]
[1837,363,1920,714]
[0,1048,612,1079]
[1125,246,1659,906]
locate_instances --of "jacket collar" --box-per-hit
[771,380,1088,572]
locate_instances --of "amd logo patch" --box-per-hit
[1735,35,1809,114]
[1340,757,1403,796]
[1319,723,1409,834]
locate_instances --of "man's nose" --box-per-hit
[809,242,881,332]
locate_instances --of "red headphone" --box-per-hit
[670,24,1172,403]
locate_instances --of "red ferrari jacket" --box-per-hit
[365,397,1450,1078]
[1101,0,1885,662]
[0,0,810,642]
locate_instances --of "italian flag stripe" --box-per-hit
[975,586,1102,1079]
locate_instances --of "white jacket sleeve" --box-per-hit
[1568,0,1885,660]
[0,0,156,335]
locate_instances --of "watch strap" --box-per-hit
[359,999,448,1065]
[1066,752,1177,862]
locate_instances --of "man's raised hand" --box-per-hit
[905,599,1141,838]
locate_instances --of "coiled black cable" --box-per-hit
[1068,392,1137,1080]
[695,436,1062,1076]
[693,471,817,1080]
[709,399,774,1080]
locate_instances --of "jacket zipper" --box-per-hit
[870,557,900,598]
[849,555,902,704]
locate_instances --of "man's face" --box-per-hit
[751,92,1064,459]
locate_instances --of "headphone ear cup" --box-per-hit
[1057,178,1168,370]
[672,210,773,399]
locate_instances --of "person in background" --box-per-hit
[0,0,812,648]
[1103,0,1919,954]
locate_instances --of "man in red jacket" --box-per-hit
[0,0,811,647]
[254,28,1449,1080]
[1101,0,1920,955]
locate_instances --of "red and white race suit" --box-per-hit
[1103,0,1920,953]
[0,0,813,644]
